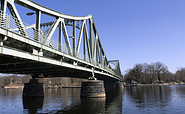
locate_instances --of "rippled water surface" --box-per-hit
[0,85,185,114]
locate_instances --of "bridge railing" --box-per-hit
[0,10,44,42]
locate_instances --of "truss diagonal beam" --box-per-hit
[7,0,26,35]
[61,19,72,55]
[92,33,98,62]
[76,20,85,57]
[44,18,61,45]
[84,22,92,63]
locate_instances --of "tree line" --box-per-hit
[0,75,31,87]
[0,75,86,88]
[124,62,185,84]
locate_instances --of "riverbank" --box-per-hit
[2,83,82,89]
[2,85,81,89]
[3,85,24,88]
[125,82,185,87]
[0,75,87,89]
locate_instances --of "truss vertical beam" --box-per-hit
[83,22,86,61]
[96,44,99,66]
[58,21,62,51]
[73,20,76,56]
[99,45,103,67]
[103,55,105,68]
[89,18,93,58]
[35,10,41,41]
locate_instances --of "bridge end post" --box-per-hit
[23,75,44,98]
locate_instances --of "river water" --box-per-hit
[0,85,185,114]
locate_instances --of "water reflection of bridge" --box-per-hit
[23,88,124,114]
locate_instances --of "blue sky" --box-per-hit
[21,0,185,73]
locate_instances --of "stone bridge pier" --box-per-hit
[23,75,44,98]
[80,76,123,98]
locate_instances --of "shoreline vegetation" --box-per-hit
[3,85,82,89]
[124,82,185,87]
[1,61,185,88]
[124,62,185,86]
[0,75,86,89]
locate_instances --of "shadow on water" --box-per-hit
[20,87,124,114]
[52,87,124,114]
[23,97,44,114]
[105,87,124,113]
[80,97,105,114]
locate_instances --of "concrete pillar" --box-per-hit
[23,79,44,98]
[80,80,105,98]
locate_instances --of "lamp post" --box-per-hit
[26,12,35,16]
[26,11,41,41]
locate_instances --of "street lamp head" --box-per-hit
[26,12,35,16]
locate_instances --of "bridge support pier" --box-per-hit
[81,80,106,98]
[23,78,44,98]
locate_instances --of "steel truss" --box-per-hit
[0,0,122,81]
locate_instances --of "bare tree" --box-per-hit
[124,62,172,84]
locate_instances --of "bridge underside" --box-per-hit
[0,54,118,82]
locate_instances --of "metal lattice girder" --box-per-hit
[0,0,123,81]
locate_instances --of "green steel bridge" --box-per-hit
[0,0,123,83]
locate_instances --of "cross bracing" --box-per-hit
[0,0,123,81]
